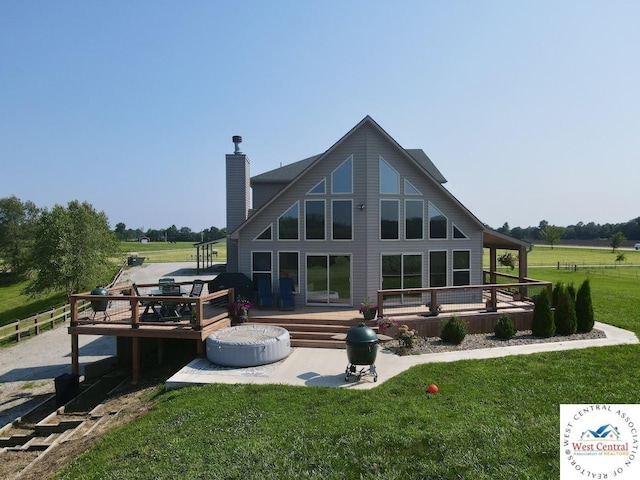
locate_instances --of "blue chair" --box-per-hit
[256,278,275,308]
[278,277,295,311]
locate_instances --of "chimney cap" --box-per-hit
[232,135,243,154]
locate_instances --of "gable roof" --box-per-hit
[231,115,481,238]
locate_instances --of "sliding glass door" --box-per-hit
[305,254,351,305]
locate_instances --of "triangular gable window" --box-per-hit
[429,202,447,239]
[453,224,468,239]
[308,179,326,194]
[404,179,421,195]
[255,224,272,241]
[379,157,399,194]
[332,156,353,194]
[278,202,299,240]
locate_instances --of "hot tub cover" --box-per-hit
[206,325,291,367]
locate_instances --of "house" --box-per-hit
[225,116,527,309]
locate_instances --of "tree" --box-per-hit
[498,252,516,270]
[539,225,564,249]
[114,222,127,240]
[24,200,119,297]
[609,231,625,252]
[0,196,39,276]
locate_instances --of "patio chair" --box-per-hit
[278,277,295,311]
[181,279,206,316]
[256,277,275,309]
[133,283,161,319]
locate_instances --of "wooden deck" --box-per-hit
[68,279,545,382]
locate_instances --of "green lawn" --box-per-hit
[118,240,227,263]
[55,262,640,479]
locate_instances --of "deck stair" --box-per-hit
[246,313,377,349]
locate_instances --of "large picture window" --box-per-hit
[453,250,470,286]
[332,200,352,240]
[429,251,447,287]
[306,254,351,305]
[278,202,299,240]
[405,199,423,240]
[279,252,299,292]
[382,254,422,304]
[252,251,272,289]
[380,199,399,240]
[305,200,325,240]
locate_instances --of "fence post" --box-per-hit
[15,322,20,342]
[34,316,39,336]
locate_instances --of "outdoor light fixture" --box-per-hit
[358,204,366,210]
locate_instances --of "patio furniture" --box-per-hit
[278,277,295,311]
[181,279,206,315]
[133,283,162,319]
[158,283,184,319]
[256,277,275,308]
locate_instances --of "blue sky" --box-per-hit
[1,1,638,232]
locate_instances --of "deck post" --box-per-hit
[132,337,140,383]
[71,333,79,376]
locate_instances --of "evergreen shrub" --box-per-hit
[441,316,466,345]
[555,284,577,335]
[575,279,595,333]
[531,288,555,338]
[494,314,516,340]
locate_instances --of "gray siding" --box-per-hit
[234,119,485,307]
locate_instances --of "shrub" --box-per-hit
[555,284,577,336]
[494,314,516,340]
[395,324,417,349]
[567,282,576,303]
[575,279,595,333]
[552,282,562,308]
[441,316,466,345]
[531,288,555,338]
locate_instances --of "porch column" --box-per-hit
[489,247,497,284]
[71,333,79,376]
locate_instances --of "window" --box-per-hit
[278,202,299,240]
[379,157,399,194]
[380,199,399,239]
[332,156,353,194]
[305,200,325,240]
[255,225,272,241]
[332,200,352,240]
[404,179,421,195]
[308,179,325,194]
[252,251,272,289]
[453,250,470,286]
[279,252,299,292]
[429,251,447,287]
[306,254,351,305]
[405,199,423,240]
[453,224,468,239]
[382,254,422,304]
[429,202,447,239]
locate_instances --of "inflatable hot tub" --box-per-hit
[206,325,291,367]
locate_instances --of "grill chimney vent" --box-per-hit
[232,135,243,154]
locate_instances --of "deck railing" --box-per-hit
[376,279,551,319]
[69,282,234,330]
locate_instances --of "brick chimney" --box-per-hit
[225,135,250,273]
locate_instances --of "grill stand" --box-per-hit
[344,363,378,382]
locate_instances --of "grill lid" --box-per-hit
[346,322,378,344]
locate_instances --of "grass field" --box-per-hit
[118,240,227,263]
[55,252,640,479]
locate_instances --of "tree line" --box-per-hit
[493,218,640,244]
[0,196,225,295]
[113,223,226,243]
